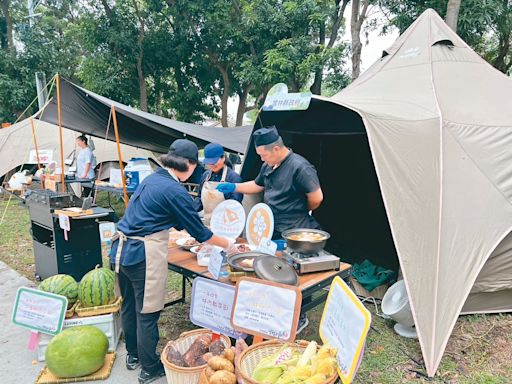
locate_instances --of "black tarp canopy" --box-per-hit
[37,78,252,154]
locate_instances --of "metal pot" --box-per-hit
[281,228,331,255]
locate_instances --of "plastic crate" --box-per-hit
[36,312,122,362]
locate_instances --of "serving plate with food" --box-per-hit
[227,251,273,272]
[176,237,201,250]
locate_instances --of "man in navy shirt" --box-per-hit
[195,143,243,224]
[111,139,234,384]
[217,126,324,239]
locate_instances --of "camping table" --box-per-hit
[166,246,352,314]
[32,176,93,193]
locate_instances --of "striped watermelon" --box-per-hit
[39,274,78,308]
[78,265,116,308]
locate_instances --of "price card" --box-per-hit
[208,250,224,280]
[319,276,371,384]
[58,214,70,240]
[256,236,277,255]
[11,287,68,336]
[231,277,301,341]
[190,277,245,339]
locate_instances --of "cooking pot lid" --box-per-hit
[253,256,298,286]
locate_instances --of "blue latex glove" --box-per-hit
[216,183,236,194]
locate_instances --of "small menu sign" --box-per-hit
[190,277,245,339]
[231,277,301,341]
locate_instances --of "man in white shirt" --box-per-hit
[76,135,96,196]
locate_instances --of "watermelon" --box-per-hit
[46,325,108,378]
[78,265,116,307]
[39,274,78,308]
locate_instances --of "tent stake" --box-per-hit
[111,106,129,207]
[56,74,65,189]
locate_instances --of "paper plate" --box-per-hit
[210,200,246,239]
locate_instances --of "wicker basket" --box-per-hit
[161,329,231,384]
[65,301,78,319]
[75,296,122,317]
[349,277,389,300]
[237,340,338,384]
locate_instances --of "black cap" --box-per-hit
[168,139,198,161]
[253,126,281,147]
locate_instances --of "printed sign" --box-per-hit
[256,235,277,255]
[262,83,312,111]
[28,149,53,164]
[231,277,301,341]
[319,276,371,383]
[99,222,116,242]
[190,277,245,339]
[246,203,274,247]
[208,250,224,280]
[12,287,67,336]
[211,200,246,239]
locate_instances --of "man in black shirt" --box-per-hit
[217,126,324,239]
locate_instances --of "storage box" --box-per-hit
[37,312,122,362]
[349,276,389,300]
[124,158,153,191]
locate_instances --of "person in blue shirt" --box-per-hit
[194,143,243,225]
[110,139,234,384]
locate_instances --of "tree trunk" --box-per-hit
[235,86,250,126]
[310,21,326,95]
[350,0,369,80]
[0,0,14,52]
[132,0,148,111]
[328,0,350,49]
[493,31,511,74]
[445,0,462,32]
[219,66,230,127]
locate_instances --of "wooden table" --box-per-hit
[166,246,352,315]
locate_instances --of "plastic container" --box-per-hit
[37,312,122,362]
[124,158,153,191]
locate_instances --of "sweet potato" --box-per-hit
[209,339,226,356]
[208,356,235,373]
[209,370,236,384]
[167,344,188,367]
[203,352,213,362]
[183,334,212,367]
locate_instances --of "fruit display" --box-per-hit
[78,265,116,308]
[38,274,78,308]
[251,341,337,384]
[45,325,108,378]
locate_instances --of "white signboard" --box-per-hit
[190,277,245,339]
[28,149,53,164]
[262,83,312,111]
[231,277,301,341]
[246,203,274,247]
[11,287,67,336]
[208,250,224,280]
[211,200,246,239]
[319,276,371,383]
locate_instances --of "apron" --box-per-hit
[201,166,228,226]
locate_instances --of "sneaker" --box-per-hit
[138,366,165,384]
[297,315,310,334]
[126,354,140,370]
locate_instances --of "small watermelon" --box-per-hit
[46,325,108,378]
[78,265,116,308]
[39,274,78,308]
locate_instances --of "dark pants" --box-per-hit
[117,261,163,373]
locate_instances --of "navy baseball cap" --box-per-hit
[203,143,224,165]
[253,126,280,147]
[168,139,198,161]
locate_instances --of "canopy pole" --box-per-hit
[111,106,129,207]
[56,74,65,189]
[29,118,42,171]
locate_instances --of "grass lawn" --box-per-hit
[1,194,511,383]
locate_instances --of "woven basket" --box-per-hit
[349,277,388,300]
[75,296,122,317]
[161,329,231,384]
[65,301,78,319]
[238,340,338,384]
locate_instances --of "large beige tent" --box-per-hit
[241,9,512,377]
[328,10,512,376]
[0,117,157,180]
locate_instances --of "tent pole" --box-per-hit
[111,106,129,207]
[56,74,65,189]
[29,118,42,171]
